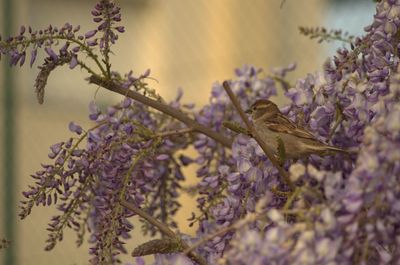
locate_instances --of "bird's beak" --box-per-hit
[245,108,252,114]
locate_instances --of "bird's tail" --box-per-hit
[325,145,358,156]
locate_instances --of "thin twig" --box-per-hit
[283,187,302,221]
[89,75,232,148]
[271,76,292,92]
[120,200,209,265]
[222,121,250,135]
[222,81,294,190]
[120,200,175,237]
[184,212,260,255]
[327,114,343,141]
[153,127,194,139]
[270,186,291,197]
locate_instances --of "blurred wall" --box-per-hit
[0,0,334,264]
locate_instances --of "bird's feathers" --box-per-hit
[249,99,349,157]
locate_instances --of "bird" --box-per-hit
[245,99,348,160]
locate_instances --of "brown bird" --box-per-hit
[246,99,348,159]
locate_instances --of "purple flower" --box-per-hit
[50,142,63,156]
[272,62,296,77]
[86,39,98,46]
[44,47,58,61]
[309,104,335,136]
[69,55,78,69]
[30,49,38,68]
[93,17,103,23]
[285,85,312,106]
[19,51,26,67]
[68,122,83,135]
[88,101,101,121]
[122,97,132,108]
[155,154,169,161]
[179,155,193,166]
[20,25,26,35]
[115,26,125,33]
[84,29,97,39]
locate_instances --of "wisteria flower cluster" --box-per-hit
[1,0,400,264]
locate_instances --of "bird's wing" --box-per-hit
[265,114,317,140]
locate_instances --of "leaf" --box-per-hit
[276,136,286,165]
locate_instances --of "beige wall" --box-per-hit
[1,0,327,264]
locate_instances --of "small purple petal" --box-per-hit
[156,154,169,161]
[68,122,83,135]
[89,101,101,120]
[113,14,122,22]
[122,98,131,108]
[88,131,101,143]
[69,55,78,69]
[19,51,26,67]
[115,26,125,33]
[238,159,251,173]
[135,257,145,265]
[85,29,97,39]
[45,47,58,61]
[93,17,103,23]
[50,142,63,156]
[179,155,193,166]
[72,46,80,53]
[87,39,98,46]
[91,10,101,16]
[20,25,26,35]
[141,69,151,78]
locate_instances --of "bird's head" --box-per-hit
[245,99,279,120]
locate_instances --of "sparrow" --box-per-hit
[245,99,348,159]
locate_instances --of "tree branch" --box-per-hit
[222,81,294,190]
[120,200,209,265]
[184,213,259,255]
[88,75,233,148]
[153,127,194,139]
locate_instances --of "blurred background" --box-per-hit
[0,0,375,264]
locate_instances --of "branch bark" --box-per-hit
[120,200,208,265]
[89,75,232,148]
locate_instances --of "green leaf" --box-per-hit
[277,136,286,165]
